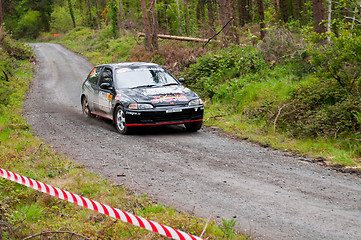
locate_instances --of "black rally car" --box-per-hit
[81,62,204,134]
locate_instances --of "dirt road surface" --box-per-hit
[24,43,361,239]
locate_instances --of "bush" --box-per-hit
[278,79,361,138]
[184,45,266,98]
[310,32,361,92]
[14,10,43,39]
[257,26,307,64]
[50,6,74,33]
[0,28,32,110]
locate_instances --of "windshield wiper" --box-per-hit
[131,84,157,89]
[162,83,179,86]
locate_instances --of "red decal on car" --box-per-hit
[151,94,188,104]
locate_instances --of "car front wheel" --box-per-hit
[82,97,94,118]
[114,105,130,134]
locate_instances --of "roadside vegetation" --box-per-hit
[0,28,247,239]
[185,28,361,169]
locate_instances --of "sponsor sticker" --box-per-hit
[151,94,188,104]
[90,67,97,76]
[144,87,182,95]
[115,94,121,100]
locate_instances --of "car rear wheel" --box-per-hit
[114,105,130,134]
[185,121,202,132]
[82,97,94,118]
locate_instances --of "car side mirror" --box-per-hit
[179,78,185,84]
[100,82,113,90]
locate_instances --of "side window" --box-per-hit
[87,67,101,84]
[99,68,113,87]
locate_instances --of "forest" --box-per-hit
[1,0,361,167]
[2,0,360,42]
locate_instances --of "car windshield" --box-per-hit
[114,67,178,89]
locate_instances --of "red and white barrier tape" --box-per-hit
[0,168,204,240]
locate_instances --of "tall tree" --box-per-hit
[256,0,265,39]
[0,0,3,25]
[196,0,205,23]
[149,0,158,51]
[184,0,189,34]
[140,0,152,50]
[109,0,119,38]
[118,0,123,20]
[238,0,249,26]
[67,0,76,28]
[294,0,301,20]
[312,0,327,34]
[219,0,238,45]
[207,0,215,27]
[281,0,289,22]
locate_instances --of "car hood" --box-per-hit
[120,85,198,106]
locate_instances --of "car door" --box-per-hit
[83,66,102,112]
[95,67,115,117]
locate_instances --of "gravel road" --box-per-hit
[24,43,361,239]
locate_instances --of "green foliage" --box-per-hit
[50,5,82,33]
[13,10,42,39]
[108,0,119,38]
[278,79,361,138]
[185,45,266,98]
[67,0,76,28]
[4,0,54,39]
[185,29,361,163]
[309,32,361,91]
[58,26,138,64]
[257,26,308,64]
[0,29,33,113]
[220,218,237,239]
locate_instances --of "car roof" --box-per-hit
[97,62,162,70]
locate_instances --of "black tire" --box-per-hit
[82,97,94,118]
[185,121,203,132]
[114,105,131,134]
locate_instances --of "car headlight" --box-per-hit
[129,103,154,110]
[188,98,203,106]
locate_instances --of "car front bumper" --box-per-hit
[124,105,204,126]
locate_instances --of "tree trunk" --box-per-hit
[281,0,288,22]
[238,0,248,26]
[138,33,219,43]
[256,0,265,39]
[327,0,331,41]
[0,0,3,26]
[196,0,205,23]
[219,0,238,45]
[67,0,76,28]
[276,0,280,22]
[208,0,214,27]
[183,0,189,34]
[312,0,327,34]
[294,0,300,20]
[175,0,182,34]
[118,0,123,20]
[117,0,123,30]
[140,0,152,50]
[149,0,158,51]
[87,0,94,28]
